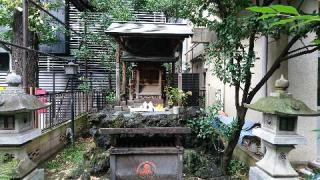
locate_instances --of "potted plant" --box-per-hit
[165,86,192,114]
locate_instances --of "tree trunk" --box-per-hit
[12,10,39,88]
[221,107,247,174]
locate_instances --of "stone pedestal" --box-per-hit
[249,167,299,180]
[256,142,297,177]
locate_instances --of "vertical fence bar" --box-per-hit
[49,94,53,128]
[52,72,56,119]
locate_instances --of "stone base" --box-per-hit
[23,168,44,180]
[249,167,299,180]
[114,106,123,111]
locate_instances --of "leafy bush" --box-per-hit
[78,77,92,93]
[165,86,192,107]
[105,89,116,104]
[228,159,249,180]
[186,103,225,154]
[187,103,222,139]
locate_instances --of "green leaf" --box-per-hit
[246,6,277,14]
[270,5,299,15]
[257,14,277,20]
[270,18,296,27]
[289,19,319,31]
[312,39,320,45]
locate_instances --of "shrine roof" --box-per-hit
[105,22,193,37]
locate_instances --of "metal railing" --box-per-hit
[35,90,106,132]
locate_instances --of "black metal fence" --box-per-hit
[174,73,200,106]
[35,90,107,132]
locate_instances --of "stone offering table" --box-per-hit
[99,127,191,180]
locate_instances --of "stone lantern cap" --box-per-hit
[0,72,50,114]
[245,75,320,117]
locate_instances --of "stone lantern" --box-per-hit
[0,72,50,178]
[245,75,319,180]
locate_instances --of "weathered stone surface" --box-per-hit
[245,75,319,116]
[83,147,110,176]
[0,72,50,114]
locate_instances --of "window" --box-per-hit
[0,52,10,72]
[279,117,296,131]
[0,116,15,130]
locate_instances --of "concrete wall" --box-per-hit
[25,114,88,164]
[287,0,319,163]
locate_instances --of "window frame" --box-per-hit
[0,52,11,72]
[0,115,15,130]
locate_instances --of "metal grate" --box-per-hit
[174,73,200,106]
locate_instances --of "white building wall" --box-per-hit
[287,0,319,163]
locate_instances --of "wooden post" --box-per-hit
[136,69,140,99]
[22,0,29,90]
[121,61,126,95]
[178,44,183,91]
[115,45,121,105]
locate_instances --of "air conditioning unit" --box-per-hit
[192,27,216,43]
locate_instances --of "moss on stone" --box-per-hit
[0,153,20,179]
[245,95,319,116]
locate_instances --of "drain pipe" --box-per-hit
[260,35,269,155]
[261,35,268,97]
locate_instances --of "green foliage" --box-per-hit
[187,101,238,143]
[132,0,207,24]
[227,159,249,180]
[247,5,299,15]
[187,104,221,139]
[248,5,320,44]
[0,153,20,179]
[200,1,270,87]
[0,0,64,43]
[78,77,91,93]
[73,44,93,61]
[165,86,192,106]
[91,0,133,21]
[183,149,221,179]
[105,89,116,104]
[45,143,85,170]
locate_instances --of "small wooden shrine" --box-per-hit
[105,22,193,106]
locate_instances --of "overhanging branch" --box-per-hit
[282,46,320,60]
[288,45,317,54]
